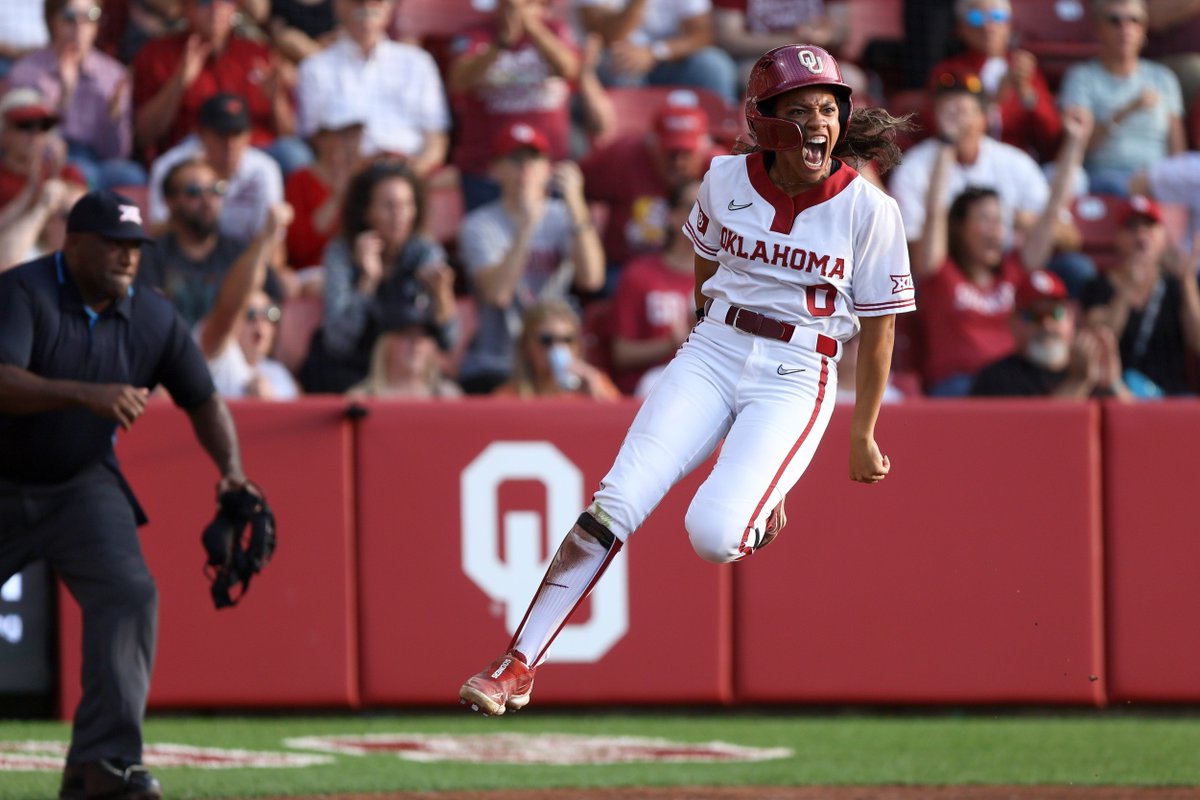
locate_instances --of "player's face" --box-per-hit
[66,233,142,306]
[958,195,1005,267]
[770,87,839,174]
[367,176,418,247]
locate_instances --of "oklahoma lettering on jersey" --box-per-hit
[683,152,916,343]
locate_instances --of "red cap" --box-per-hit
[1119,195,1163,226]
[492,122,550,159]
[0,87,59,128]
[654,103,709,151]
[1015,269,1067,311]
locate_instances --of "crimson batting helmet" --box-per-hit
[745,44,853,151]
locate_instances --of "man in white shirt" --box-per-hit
[578,0,739,104]
[295,0,450,177]
[147,93,284,244]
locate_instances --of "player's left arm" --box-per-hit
[849,314,894,485]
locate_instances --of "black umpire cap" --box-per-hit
[66,190,155,243]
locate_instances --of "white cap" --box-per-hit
[315,95,367,133]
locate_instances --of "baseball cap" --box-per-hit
[1119,194,1162,227]
[198,92,251,135]
[933,69,985,99]
[1015,269,1067,311]
[492,122,550,160]
[315,95,367,133]
[654,101,709,152]
[66,190,155,243]
[0,87,59,130]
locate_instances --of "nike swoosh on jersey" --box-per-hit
[727,199,752,211]
[777,365,805,375]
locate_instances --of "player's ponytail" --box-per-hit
[834,108,916,176]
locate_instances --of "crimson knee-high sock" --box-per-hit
[509,512,622,667]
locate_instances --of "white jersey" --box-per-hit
[683,152,916,342]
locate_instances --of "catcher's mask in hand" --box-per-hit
[201,485,276,609]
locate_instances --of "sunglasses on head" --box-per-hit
[11,118,56,133]
[245,305,281,323]
[537,333,575,347]
[963,6,1010,27]
[177,181,227,199]
[1105,12,1145,26]
[60,6,102,23]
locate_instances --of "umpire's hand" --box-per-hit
[84,383,149,430]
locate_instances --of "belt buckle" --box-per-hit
[730,306,748,333]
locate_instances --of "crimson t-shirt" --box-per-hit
[449,19,576,176]
[917,251,1026,388]
[610,252,695,393]
[284,167,333,270]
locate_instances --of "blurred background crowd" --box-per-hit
[1,0,1198,402]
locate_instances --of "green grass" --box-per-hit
[2,710,1199,799]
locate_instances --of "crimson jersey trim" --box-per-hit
[746,152,859,234]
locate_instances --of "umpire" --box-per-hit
[0,190,257,800]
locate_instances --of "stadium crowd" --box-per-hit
[1,0,1198,401]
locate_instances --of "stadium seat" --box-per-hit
[274,294,323,375]
[595,86,742,149]
[833,0,904,64]
[1008,0,1100,89]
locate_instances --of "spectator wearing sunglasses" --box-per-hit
[9,1,147,192]
[145,92,285,245]
[925,0,1062,163]
[970,269,1131,398]
[1058,0,1186,196]
[205,288,302,399]
[0,87,88,270]
[138,157,287,326]
[494,297,619,399]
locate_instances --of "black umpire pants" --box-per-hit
[0,463,157,766]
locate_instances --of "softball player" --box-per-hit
[462,44,917,716]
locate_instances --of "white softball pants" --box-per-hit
[592,308,840,562]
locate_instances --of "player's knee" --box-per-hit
[684,502,744,564]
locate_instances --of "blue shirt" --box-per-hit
[0,252,215,484]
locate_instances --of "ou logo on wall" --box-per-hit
[460,442,628,663]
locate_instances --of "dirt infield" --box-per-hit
[286,788,1200,800]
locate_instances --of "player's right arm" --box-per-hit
[693,254,718,316]
[848,313,895,484]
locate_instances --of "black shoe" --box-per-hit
[59,760,163,800]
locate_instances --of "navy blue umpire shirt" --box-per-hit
[0,252,216,485]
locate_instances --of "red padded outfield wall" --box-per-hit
[52,398,1153,713]
[353,399,731,707]
[58,398,360,713]
[1104,401,1200,702]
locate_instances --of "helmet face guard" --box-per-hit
[745,45,853,151]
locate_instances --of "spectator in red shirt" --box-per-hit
[447,0,580,212]
[0,87,88,270]
[131,0,308,173]
[284,93,366,283]
[609,178,698,395]
[926,0,1061,163]
[580,93,722,284]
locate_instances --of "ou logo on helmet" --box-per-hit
[460,442,628,663]
[798,48,824,73]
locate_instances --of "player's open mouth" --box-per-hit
[802,136,828,170]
